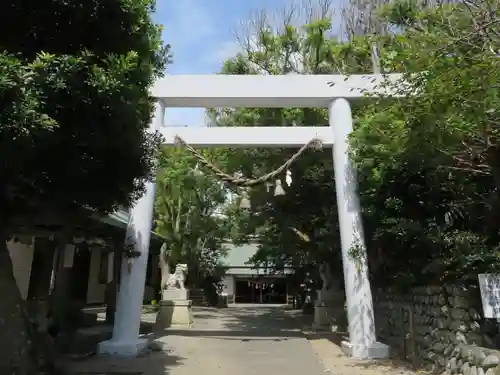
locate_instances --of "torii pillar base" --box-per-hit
[341,341,390,360]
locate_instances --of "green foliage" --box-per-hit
[351,0,500,287]
[212,19,348,282]
[0,1,169,372]
[213,0,500,290]
[0,0,169,223]
[154,146,233,284]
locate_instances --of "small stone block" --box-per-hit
[98,338,148,357]
[341,340,390,359]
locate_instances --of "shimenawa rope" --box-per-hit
[173,135,323,188]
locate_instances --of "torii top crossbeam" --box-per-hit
[152,74,402,147]
[152,74,402,108]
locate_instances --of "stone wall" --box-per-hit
[374,285,500,373]
[448,344,500,375]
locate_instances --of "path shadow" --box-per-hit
[157,305,305,341]
[62,322,185,375]
[65,349,185,375]
[304,330,349,347]
[294,310,350,347]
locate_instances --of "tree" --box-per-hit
[209,1,347,289]
[341,0,459,39]
[376,0,500,184]
[155,146,232,292]
[348,0,500,287]
[0,1,168,373]
[210,0,500,297]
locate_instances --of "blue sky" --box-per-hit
[154,0,343,127]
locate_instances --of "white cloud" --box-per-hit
[204,40,242,65]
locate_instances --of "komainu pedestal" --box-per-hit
[312,289,346,331]
[155,264,193,329]
[156,290,193,328]
[312,263,347,332]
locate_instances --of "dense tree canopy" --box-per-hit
[352,0,500,286]
[0,1,168,374]
[211,13,344,285]
[0,0,169,224]
[206,0,500,291]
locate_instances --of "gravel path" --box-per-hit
[67,304,419,375]
[156,304,327,375]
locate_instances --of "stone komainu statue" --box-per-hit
[319,262,333,291]
[165,263,188,290]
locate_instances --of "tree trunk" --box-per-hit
[0,238,36,374]
[50,243,74,336]
[159,245,170,292]
[150,253,160,299]
[106,247,122,324]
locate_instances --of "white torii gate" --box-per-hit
[99,73,402,359]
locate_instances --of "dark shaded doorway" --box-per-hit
[235,279,253,303]
[27,238,56,300]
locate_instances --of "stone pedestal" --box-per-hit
[312,290,346,332]
[313,303,333,330]
[155,289,193,329]
[162,289,188,301]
